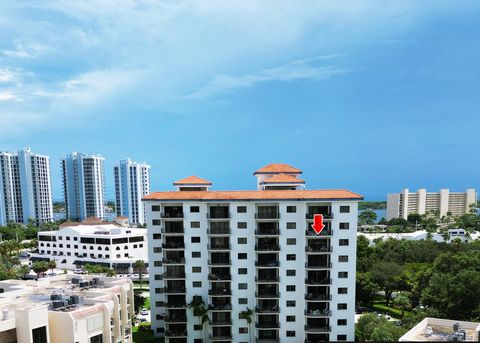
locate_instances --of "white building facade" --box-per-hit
[33,217,148,272]
[387,188,477,220]
[114,158,151,225]
[0,274,134,343]
[144,164,362,343]
[62,152,106,221]
[0,148,53,226]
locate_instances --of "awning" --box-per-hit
[73,260,83,265]
[61,259,67,264]
[30,257,50,262]
[113,263,131,269]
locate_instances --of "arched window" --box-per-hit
[52,244,56,248]
[83,246,87,249]
[124,245,128,250]
[40,243,44,247]
[90,246,94,250]
[98,247,102,251]
[105,247,109,251]
[46,243,50,247]
[116,247,120,251]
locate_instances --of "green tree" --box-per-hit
[393,291,411,318]
[32,261,49,278]
[239,307,254,343]
[48,260,56,274]
[18,264,30,279]
[359,210,377,225]
[133,260,146,290]
[372,262,404,306]
[188,296,209,342]
[356,272,377,306]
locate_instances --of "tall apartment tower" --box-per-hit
[144,163,362,343]
[114,158,151,225]
[61,152,106,221]
[387,188,477,220]
[0,147,53,226]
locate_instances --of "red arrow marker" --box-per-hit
[311,214,325,235]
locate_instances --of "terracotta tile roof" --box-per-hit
[173,175,212,186]
[144,189,363,201]
[254,163,302,175]
[262,173,305,184]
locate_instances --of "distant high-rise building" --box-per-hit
[0,147,53,225]
[387,188,477,220]
[114,158,150,225]
[61,152,106,221]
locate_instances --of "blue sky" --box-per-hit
[1,1,479,200]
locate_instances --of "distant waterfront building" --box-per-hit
[62,152,106,221]
[32,217,148,272]
[386,188,477,220]
[114,158,150,225]
[144,163,362,342]
[0,147,53,226]
[0,274,134,343]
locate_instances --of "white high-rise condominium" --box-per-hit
[144,163,362,343]
[0,147,53,226]
[62,152,106,221]
[387,188,477,220]
[114,158,151,225]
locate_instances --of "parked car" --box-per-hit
[140,309,149,315]
[19,252,30,258]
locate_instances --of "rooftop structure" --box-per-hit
[399,317,480,342]
[0,274,134,343]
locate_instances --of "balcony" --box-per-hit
[256,322,280,329]
[255,212,280,220]
[161,212,184,219]
[162,242,185,249]
[255,291,280,298]
[208,303,232,311]
[255,244,280,252]
[208,273,231,281]
[161,227,184,234]
[209,288,232,296]
[163,273,186,279]
[255,261,279,268]
[162,258,185,265]
[305,294,332,301]
[207,208,230,220]
[165,302,187,308]
[255,228,280,236]
[256,338,280,343]
[305,245,332,253]
[305,309,332,317]
[306,228,333,237]
[165,330,187,337]
[164,287,186,294]
[255,306,280,314]
[306,213,333,220]
[255,276,279,283]
[210,319,232,326]
[209,334,233,340]
[208,259,231,266]
[305,262,332,269]
[305,278,331,285]
[304,325,331,333]
[165,315,187,323]
[208,244,231,251]
[207,227,231,235]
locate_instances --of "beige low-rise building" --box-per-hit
[399,317,480,342]
[0,274,134,343]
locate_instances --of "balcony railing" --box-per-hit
[305,278,331,285]
[305,294,332,301]
[164,287,186,294]
[305,245,332,253]
[208,228,231,235]
[255,261,279,267]
[208,303,232,311]
[256,322,280,329]
[255,306,280,313]
[165,316,187,322]
[165,330,187,337]
[165,302,187,308]
[208,274,232,281]
[255,291,280,298]
[161,227,184,234]
[255,244,280,251]
[255,276,280,282]
[207,212,230,219]
[306,213,333,219]
[255,229,280,236]
[304,325,331,333]
[255,212,280,219]
[208,259,231,266]
[161,212,184,219]
[210,334,233,340]
[208,244,231,250]
[162,242,185,249]
[163,273,186,279]
[306,229,333,237]
[162,258,185,264]
[305,309,332,317]
[209,288,232,296]
[210,319,233,326]
[305,262,332,269]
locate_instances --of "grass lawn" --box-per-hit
[370,295,411,318]
[132,323,163,343]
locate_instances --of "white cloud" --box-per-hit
[0,90,20,101]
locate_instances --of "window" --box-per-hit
[155,288,162,294]
[286,206,296,213]
[238,237,247,244]
[238,222,247,229]
[286,238,296,245]
[194,324,202,331]
[192,252,201,258]
[73,237,78,241]
[152,205,160,211]
[32,326,48,343]
[154,261,162,267]
[286,270,296,276]
[192,266,201,273]
[338,287,348,294]
[286,331,296,337]
[89,333,102,343]
[337,335,347,341]
[194,339,202,343]
[286,285,296,292]
[153,233,161,239]
[238,298,247,304]
[152,219,161,226]
[238,283,247,290]
[338,303,347,310]
[286,254,296,261]
[338,271,348,278]
[339,255,349,262]
[237,206,247,213]
[339,239,349,246]
[286,222,296,229]
[238,253,247,259]
[338,319,347,326]
[68,244,72,249]
[154,274,162,280]
[238,268,247,274]
[191,221,200,228]
[339,222,350,230]
[153,247,161,253]
[286,315,295,322]
[191,237,200,243]
[190,206,200,212]
[286,300,295,307]
[239,327,248,333]
[340,205,350,213]
[193,281,202,287]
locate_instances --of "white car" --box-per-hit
[140,309,148,316]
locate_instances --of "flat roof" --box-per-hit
[144,189,363,201]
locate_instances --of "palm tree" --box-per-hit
[18,265,30,279]
[133,260,146,290]
[239,307,254,343]
[188,296,209,341]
